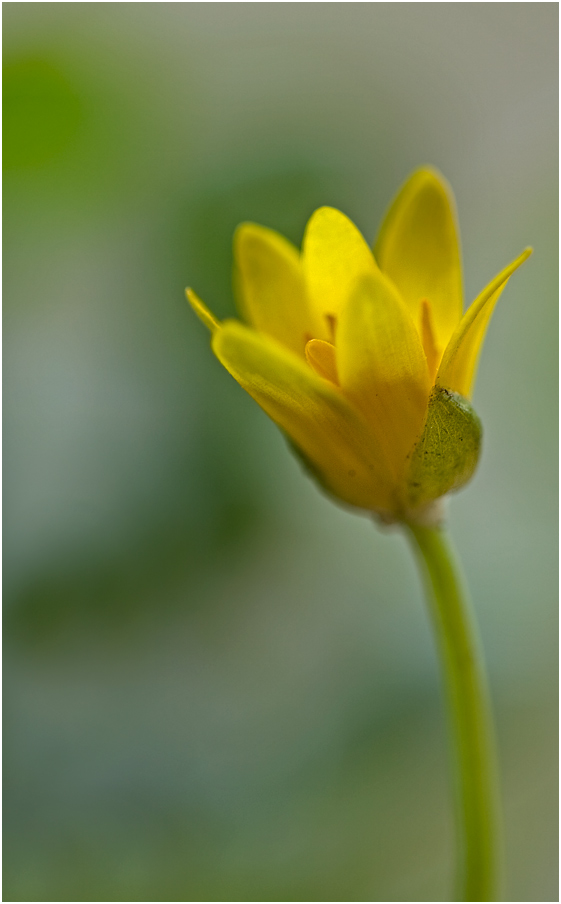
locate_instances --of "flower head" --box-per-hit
[187,168,531,523]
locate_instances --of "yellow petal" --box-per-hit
[212,320,395,512]
[302,206,379,323]
[374,167,463,351]
[437,248,532,398]
[305,339,339,385]
[234,223,326,357]
[186,287,220,333]
[337,270,431,478]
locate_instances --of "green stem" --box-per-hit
[404,521,501,902]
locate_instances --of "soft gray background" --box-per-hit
[4,4,558,901]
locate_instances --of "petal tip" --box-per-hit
[411,163,444,180]
[304,204,367,233]
[303,205,351,236]
[234,220,300,264]
[308,204,343,217]
[233,221,259,250]
[186,287,220,333]
[234,221,276,253]
[401,164,451,194]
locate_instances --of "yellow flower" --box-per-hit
[187,168,531,522]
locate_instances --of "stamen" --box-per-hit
[305,338,340,385]
[324,313,337,342]
[420,298,441,381]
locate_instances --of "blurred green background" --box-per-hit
[3,5,557,902]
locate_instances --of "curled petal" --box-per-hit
[437,248,532,398]
[213,320,395,512]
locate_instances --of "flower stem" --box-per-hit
[404,521,501,902]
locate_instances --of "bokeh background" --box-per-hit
[3,4,558,902]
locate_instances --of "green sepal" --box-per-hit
[406,386,482,509]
